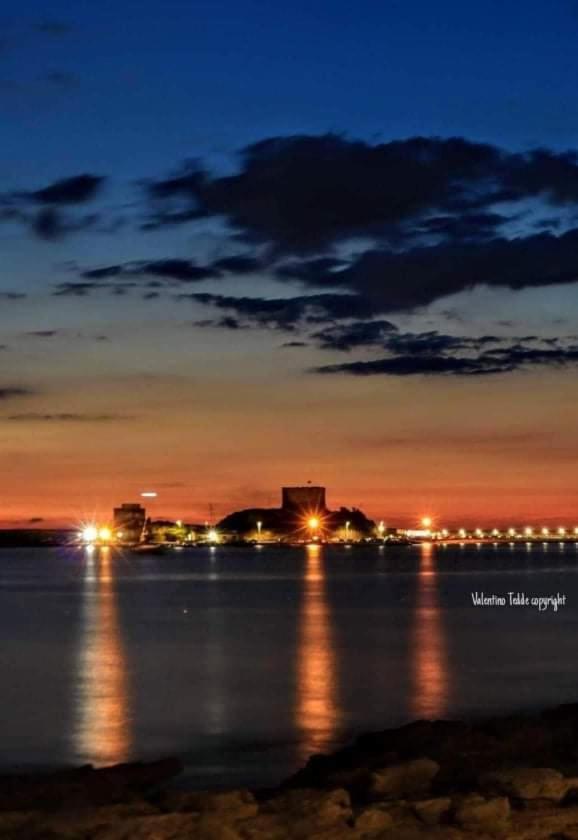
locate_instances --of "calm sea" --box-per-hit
[0,542,577,788]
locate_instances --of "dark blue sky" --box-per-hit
[3,0,578,185]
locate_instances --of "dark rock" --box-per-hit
[412,796,452,825]
[260,787,352,836]
[0,758,182,811]
[162,789,258,819]
[480,767,573,804]
[353,805,394,834]
[368,758,440,800]
[452,793,510,832]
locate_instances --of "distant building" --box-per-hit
[281,485,327,513]
[113,503,146,543]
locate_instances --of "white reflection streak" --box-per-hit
[206,577,226,737]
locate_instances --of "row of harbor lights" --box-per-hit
[431,524,578,539]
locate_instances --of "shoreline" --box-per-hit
[5,704,578,837]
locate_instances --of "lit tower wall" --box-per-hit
[113,503,146,543]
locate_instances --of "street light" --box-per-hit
[82,525,98,543]
[257,520,262,541]
[307,516,319,541]
[345,520,350,541]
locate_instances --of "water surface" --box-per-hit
[0,542,576,788]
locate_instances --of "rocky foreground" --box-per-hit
[8,706,578,837]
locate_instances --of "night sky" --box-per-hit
[2,0,578,526]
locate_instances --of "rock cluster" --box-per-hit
[6,704,578,837]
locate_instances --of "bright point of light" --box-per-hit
[207,529,218,543]
[98,527,111,541]
[82,525,98,543]
[141,491,157,498]
[378,520,385,534]
[524,527,533,536]
[542,527,549,536]
[558,527,566,535]
[116,530,124,539]
[421,516,432,529]
[492,529,499,537]
[176,519,182,527]
[508,528,516,537]
[475,528,483,537]
[308,517,319,530]
[459,528,466,538]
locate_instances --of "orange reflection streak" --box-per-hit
[411,542,448,719]
[75,547,131,765]
[296,544,341,759]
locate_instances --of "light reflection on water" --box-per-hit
[74,547,131,765]
[2,542,577,787]
[296,543,341,759]
[411,542,448,719]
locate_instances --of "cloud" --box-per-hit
[52,281,101,297]
[22,329,109,342]
[184,292,375,329]
[211,255,262,274]
[0,292,26,300]
[312,319,398,351]
[305,229,578,313]
[137,134,578,317]
[314,355,506,376]
[0,173,104,240]
[82,258,220,284]
[30,208,100,240]
[0,387,33,400]
[314,340,578,377]
[27,174,104,205]
[193,316,249,330]
[144,135,578,253]
[6,413,133,422]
